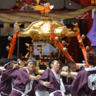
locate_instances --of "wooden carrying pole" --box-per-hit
[35,69,77,77]
[0,67,77,77]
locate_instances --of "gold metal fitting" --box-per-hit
[79,40,83,44]
[86,46,90,51]
[81,34,85,39]
[63,47,68,52]
[55,37,59,41]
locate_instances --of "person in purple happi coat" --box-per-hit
[10,57,41,96]
[0,58,20,96]
[70,50,96,96]
[35,59,66,96]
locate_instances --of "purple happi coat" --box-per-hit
[62,77,74,88]
[70,67,96,96]
[38,69,65,96]
[10,68,37,96]
[0,73,1,82]
[0,68,19,96]
[62,76,74,95]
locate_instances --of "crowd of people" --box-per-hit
[0,50,96,96]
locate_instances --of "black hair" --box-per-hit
[3,58,12,69]
[11,55,17,61]
[48,59,57,69]
[66,61,76,68]
[5,65,7,69]
[0,58,7,66]
[87,50,96,66]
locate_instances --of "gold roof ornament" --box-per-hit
[19,2,75,42]
[32,0,54,16]
[19,17,75,42]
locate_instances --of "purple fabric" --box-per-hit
[10,68,35,96]
[0,93,8,96]
[0,69,19,95]
[62,77,74,95]
[10,90,21,96]
[62,77,74,88]
[28,81,36,96]
[70,70,96,96]
[87,11,96,47]
[39,69,64,96]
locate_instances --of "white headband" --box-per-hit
[3,61,13,67]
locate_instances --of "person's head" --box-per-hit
[3,58,14,69]
[62,66,68,72]
[48,59,60,72]
[26,57,36,72]
[67,61,76,72]
[11,55,17,61]
[0,58,6,67]
[87,50,96,66]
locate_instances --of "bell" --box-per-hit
[25,43,30,47]
[73,28,77,32]
[79,40,83,44]
[86,46,90,51]
[81,34,85,39]
[62,40,66,45]
[55,37,59,41]
[63,47,68,52]
[6,46,10,51]
[2,23,11,34]
[8,36,12,41]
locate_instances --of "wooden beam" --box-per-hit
[0,6,95,23]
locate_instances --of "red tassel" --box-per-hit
[50,24,53,29]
